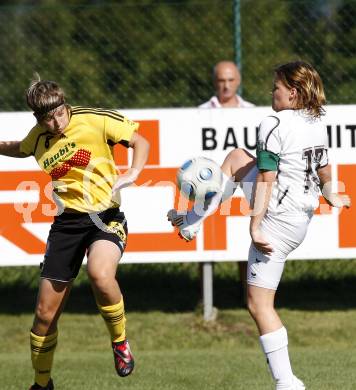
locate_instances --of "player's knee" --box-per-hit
[34,303,57,327]
[224,148,243,167]
[87,268,100,285]
[225,148,256,181]
[246,295,258,318]
[246,292,270,319]
[228,148,254,163]
[87,268,113,290]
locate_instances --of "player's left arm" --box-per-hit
[112,132,150,192]
[317,164,351,208]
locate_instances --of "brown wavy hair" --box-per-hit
[274,61,326,118]
[26,73,65,120]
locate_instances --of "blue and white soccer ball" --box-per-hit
[176,156,223,202]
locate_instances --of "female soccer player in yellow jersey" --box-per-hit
[169,61,351,390]
[0,77,150,389]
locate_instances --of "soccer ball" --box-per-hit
[176,157,223,202]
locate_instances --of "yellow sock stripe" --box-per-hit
[101,312,124,324]
[97,300,126,343]
[31,343,57,353]
[98,299,124,313]
[30,331,58,387]
[31,333,57,352]
[30,330,58,343]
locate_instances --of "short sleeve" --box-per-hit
[104,113,139,147]
[19,126,38,156]
[257,115,281,171]
[317,132,329,169]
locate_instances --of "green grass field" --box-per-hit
[1,260,356,389]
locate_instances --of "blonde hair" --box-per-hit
[274,61,326,118]
[26,73,65,120]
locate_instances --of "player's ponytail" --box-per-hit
[275,61,326,118]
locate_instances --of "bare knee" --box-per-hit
[222,148,256,180]
[228,148,255,163]
[87,268,115,291]
[34,302,58,329]
[247,291,274,320]
[223,148,244,171]
[32,279,71,335]
[87,267,105,285]
[87,267,121,306]
[247,293,259,318]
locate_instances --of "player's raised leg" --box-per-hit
[86,239,134,377]
[168,148,257,241]
[30,279,73,390]
[221,147,256,183]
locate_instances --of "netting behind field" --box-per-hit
[240,0,356,106]
[0,0,355,110]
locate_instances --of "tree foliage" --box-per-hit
[0,0,354,110]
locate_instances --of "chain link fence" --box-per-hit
[0,0,355,111]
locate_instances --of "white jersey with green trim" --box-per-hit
[257,109,328,215]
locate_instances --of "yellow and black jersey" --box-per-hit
[20,106,139,213]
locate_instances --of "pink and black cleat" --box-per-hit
[112,339,135,377]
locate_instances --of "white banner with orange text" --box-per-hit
[0,106,355,266]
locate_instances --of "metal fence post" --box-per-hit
[203,261,215,321]
[233,0,242,95]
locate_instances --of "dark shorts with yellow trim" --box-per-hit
[41,208,128,282]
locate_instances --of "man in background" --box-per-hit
[200,61,255,108]
[199,60,255,303]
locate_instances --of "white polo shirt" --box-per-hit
[199,95,255,108]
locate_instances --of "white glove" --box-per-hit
[167,209,201,242]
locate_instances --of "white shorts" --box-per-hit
[247,212,312,290]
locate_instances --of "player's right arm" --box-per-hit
[0,141,28,158]
[317,164,351,208]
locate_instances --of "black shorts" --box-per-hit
[41,208,128,282]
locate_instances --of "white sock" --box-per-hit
[259,327,294,388]
[186,173,236,224]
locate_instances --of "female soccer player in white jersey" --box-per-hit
[168,61,350,390]
[0,77,150,389]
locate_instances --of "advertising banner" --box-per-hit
[0,106,355,265]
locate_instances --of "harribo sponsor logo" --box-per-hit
[43,142,76,169]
